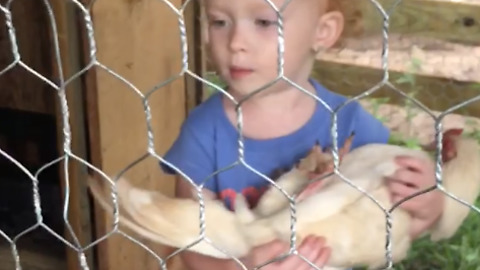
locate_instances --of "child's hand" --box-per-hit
[385,155,444,238]
[243,235,331,270]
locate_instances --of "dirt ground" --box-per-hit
[320,34,480,82]
[317,32,480,143]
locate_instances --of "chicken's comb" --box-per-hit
[443,128,463,138]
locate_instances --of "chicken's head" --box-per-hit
[296,132,355,178]
[423,128,464,162]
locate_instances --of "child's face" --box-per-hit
[203,0,342,97]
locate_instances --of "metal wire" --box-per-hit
[0,0,479,269]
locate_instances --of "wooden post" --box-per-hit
[0,0,56,115]
[82,0,196,269]
[48,1,95,269]
[184,0,206,112]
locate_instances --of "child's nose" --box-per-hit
[229,26,247,52]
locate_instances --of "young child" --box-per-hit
[160,0,444,269]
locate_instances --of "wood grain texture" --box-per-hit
[338,0,480,45]
[0,0,56,115]
[312,60,480,117]
[49,0,95,269]
[0,244,66,270]
[84,0,188,269]
[184,0,206,113]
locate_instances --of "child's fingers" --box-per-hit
[310,245,331,269]
[290,236,329,270]
[386,177,418,197]
[387,177,437,212]
[296,239,323,270]
[247,239,289,268]
[388,166,425,189]
[260,240,290,259]
[264,237,313,269]
[395,155,431,173]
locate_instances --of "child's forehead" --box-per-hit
[203,0,326,13]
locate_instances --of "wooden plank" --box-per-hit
[0,0,56,115]
[0,244,66,270]
[159,2,206,269]
[311,60,480,117]
[184,0,206,112]
[77,3,107,270]
[319,32,480,83]
[49,1,94,269]
[83,0,188,269]
[337,0,480,46]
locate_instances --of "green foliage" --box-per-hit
[388,133,423,150]
[352,198,480,270]
[472,83,480,91]
[394,57,422,123]
[204,71,226,96]
[394,197,480,270]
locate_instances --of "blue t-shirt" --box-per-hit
[160,78,390,210]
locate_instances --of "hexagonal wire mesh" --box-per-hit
[0,0,479,269]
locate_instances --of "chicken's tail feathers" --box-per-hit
[86,175,189,247]
[86,175,253,259]
[430,134,480,241]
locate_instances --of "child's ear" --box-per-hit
[312,10,344,51]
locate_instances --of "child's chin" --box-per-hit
[227,80,266,93]
[235,77,281,89]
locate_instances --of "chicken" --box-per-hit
[247,133,354,219]
[87,128,480,269]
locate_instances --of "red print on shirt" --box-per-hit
[219,186,269,211]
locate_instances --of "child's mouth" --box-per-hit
[229,67,253,79]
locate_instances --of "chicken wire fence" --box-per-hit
[0,0,479,269]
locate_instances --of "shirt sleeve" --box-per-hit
[351,103,391,149]
[160,123,218,193]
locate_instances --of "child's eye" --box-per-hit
[210,19,226,27]
[255,19,277,27]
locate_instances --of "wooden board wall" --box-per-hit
[337,0,480,46]
[83,0,196,269]
[0,0,56,115]
[311,60,480,116]
[184,0,207,112]
[50,1,95,269]
[0,1,94,269]
[317,0,480,117]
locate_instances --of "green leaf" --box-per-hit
[471,83,480,91]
